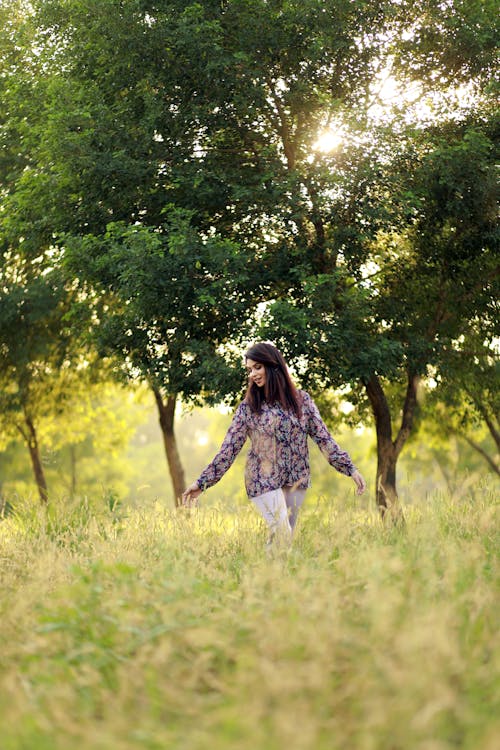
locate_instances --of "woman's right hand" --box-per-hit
[181,482,202,507]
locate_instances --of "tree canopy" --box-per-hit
[0,0,497,509]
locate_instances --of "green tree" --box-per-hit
[64,213,250,504]
[0,381,144,504]
[0,0,253,503]
[0,6,101,504]
[0,263,94,503]
[3,0,497,517]
[20,0,396,502]
[428,328,499,478]
[261,116,498,519]
[396,0,499,93]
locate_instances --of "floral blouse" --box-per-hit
[196,391,356,498]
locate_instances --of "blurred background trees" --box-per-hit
[0,0,497,512]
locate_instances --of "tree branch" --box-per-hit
[475,403,500,453]
[269,89,295,170]
[16,423,27,442]
[459,433,500,476]
[394,372,420,458]
[460,382,500,453]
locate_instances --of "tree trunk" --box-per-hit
[152,387,186,507]
[21,415,48,505]
[375,438,403,523]
[364,375,401,522]
[364,373,420,525]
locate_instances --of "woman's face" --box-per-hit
[246,358,266,389]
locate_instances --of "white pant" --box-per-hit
[250,486,307,537]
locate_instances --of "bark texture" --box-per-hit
[152,388,186,507]
[365,372,420,525]
[21,415,48,505]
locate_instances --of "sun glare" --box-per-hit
[313,128,344,153]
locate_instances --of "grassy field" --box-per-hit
[0,486,498,750]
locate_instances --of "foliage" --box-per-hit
[422,327,499,476]
[0,266,87,427]
[0,0,498,504]
[0,383,147,504]
[63,209,250,405]
[396,0,499,93]
[260,112,498,511]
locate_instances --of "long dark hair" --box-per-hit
[244,342,302,418]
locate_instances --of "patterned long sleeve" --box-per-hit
[196,402,249,491]
[304,393,355,477]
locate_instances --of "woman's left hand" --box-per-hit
[181,482,202,507]
[351,470,367,495]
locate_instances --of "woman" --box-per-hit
[182,342,366,541]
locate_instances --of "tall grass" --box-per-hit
[0,486,498,750]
